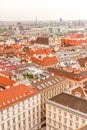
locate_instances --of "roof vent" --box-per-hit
[6,86,10,89]
[2,102,6,105]
[16,97,18,100]
[12,98,14,102]
[19,95,22,98]
[7,100,10,104]
[13,83,19,87]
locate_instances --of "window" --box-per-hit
[13,118,15,124]
[58,122,62,129]
[49,112,51,117]
[33,107,35,113]
[53,107,56,112]
[63,125,67,130]
[59,116,61,121]
[53,121,56,126]
[64,118,67,124]
[2,123,4,129]
[76,116,79,121]
[54,113,56,119]
[70,114,73,119]
[18,115,21,120]
[29,123,31,128]
[37,118,39,123]
[48,106,51,110]
[23,120,25,125]
[64,112,67,116]
[37,112,39,117]
[76,123,79,128]
[18,123,21,128]
[28,110,30,115]
[23,113,25,118]
[59,110,61,114]
[33,121,35,125]
[28,117,31,122]
[33,114,35,119]
[70,120,73,126]
[1,116,3,121]
[37,105,39,110]
[48,118,51,124]
[13,126,16,130]
[7,120,10,126]
[82,119,85,124]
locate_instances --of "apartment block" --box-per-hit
[0,84,41,130]
[77,124,87,130]
[31,74,70,126]
[46,92,87,130]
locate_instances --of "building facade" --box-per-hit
[46,93,87,130]
[31,75,70,126]
[0,84,41,130]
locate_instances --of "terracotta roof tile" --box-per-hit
[0,76,15,88]
[0,84,38,109]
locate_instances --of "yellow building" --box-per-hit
[46,92,87,130]
[31,74,70,126]
[77,124,87,130]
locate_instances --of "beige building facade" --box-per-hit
[0,85,41,130]
[46,93,87,130]
[32,75,70,126]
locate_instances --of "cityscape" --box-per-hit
[0,0,87,130]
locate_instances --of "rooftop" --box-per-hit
[0,84,38,110]
[48,67,87,82]
[31,75,65,90]
[50,92,87,114]
[0,75,15,89]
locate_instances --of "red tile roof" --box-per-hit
[0,84,38,109]
[1,65,17,71]
[0,75,15,88]
[61,39,84,46]
[11,44,22,49]
[31,55,58,66]
[27,47,53,55]
[48,68,87,82]
[0,70,10,78]
[69,34,84,39]
[71,87,85,97]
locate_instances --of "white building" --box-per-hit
[0,84,41,130]
[46,92,87,130]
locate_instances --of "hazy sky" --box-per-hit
[0,0,87,21]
